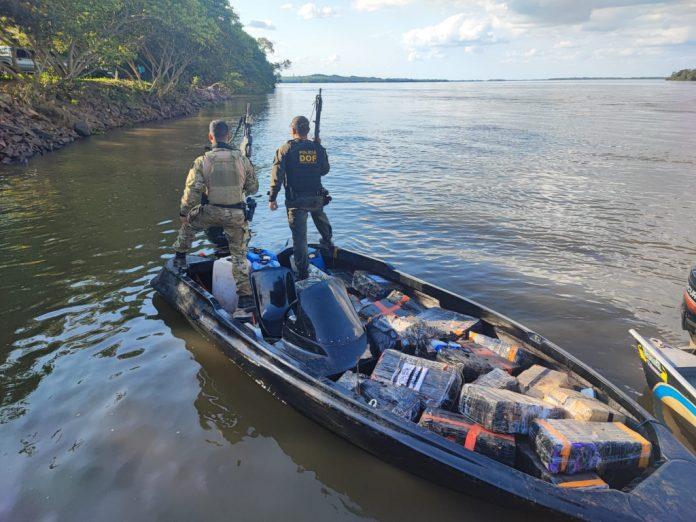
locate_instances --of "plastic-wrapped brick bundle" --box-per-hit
[538,387,628,423]
[469,332,531,367]
[352,271,400,300]
[438,343,518,379]
[473,368,519,392]
[336,371,423,421]
[384,316,441,358]
[517,365,572,395]
[516,442,609,489]
[415,308,480,340]
[372,350,462,409]
[419,408,516,466]
[459,384,566,434]
[358,290,425,322]
[529,419,652,475]
[365,316,400,357]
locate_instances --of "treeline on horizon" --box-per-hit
[667,69,696,81]
[0,0,285,95]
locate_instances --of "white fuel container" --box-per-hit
[212,257,238,313]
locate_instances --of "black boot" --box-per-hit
[238,295,255,310]
[173,252,187,271]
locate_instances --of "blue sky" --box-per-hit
[233,0,696,79]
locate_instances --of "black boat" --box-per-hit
[152,246,696,520]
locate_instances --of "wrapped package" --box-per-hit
[516,442,609,489]
[372,350,462,409]
[337,371,423,421]
[529,419,652,475]
[518,365,571,394]
[438,342,519,378]
[419,408,516,466]
[537,387,628,423]
[357,290,424,321]
[436,346,494,382]
[365,316,400,357]
[352,271,400,300]
[384,316,440,358]
[469,332,531,367]
[459,384,566,434]
[415,308,479,339]
[473,368,519,391]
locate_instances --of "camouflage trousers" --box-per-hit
[286,196,333,280]
[173,205,251,295]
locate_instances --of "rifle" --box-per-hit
[242,102,253,158]
[313,89,322,142]
[312,89,332,206]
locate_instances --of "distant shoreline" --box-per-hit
[282,74,666,84]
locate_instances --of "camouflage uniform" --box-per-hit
[174,142,258,295]
[270,138,332,279]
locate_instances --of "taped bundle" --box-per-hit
[436,346,495,382]
[472,368,520,391]
[337,371,423,421]
[469,332,531,367]
[537,386,628,423]
[358,290,424,321]
[416,308,480,340]
[529,419,652,474]
[518,365,572,395]
[516,442,609,489]
[419,408,516,466]
[352,271,400,300]
[459,384,566,434]
[365,316,400,357]
[372,350,462,409]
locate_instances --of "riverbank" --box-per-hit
[0,80,234,164]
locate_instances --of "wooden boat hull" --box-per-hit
[152,247,696,521]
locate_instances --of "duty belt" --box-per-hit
[210,202,246,209]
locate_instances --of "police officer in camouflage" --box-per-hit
[269,116,333,280]
[174,120,258,304]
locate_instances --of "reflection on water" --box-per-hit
[0,81,695,519]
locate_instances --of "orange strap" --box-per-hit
[374,295,410,315]
[614,423,651,468]
[558,478,607,489]
[506,346,519,362]
[465,424,483,451]
[684,290,696,314]
[536,419,572,473]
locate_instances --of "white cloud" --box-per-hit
[554,40,576,48]
[353,0,410,12]
[326,53,341,64]
[298,3,337,20]
[402,12,501,55]
[246,20,276,30]
[280,3,293,8]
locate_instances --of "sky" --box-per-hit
[233,0,696,79]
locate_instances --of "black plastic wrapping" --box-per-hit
[529,419,652,475]
[419,408,516,466]
[365,316,400,357]
[337,371,423,421]
[458,384,566,434]
[372,350,462,409]
[516,442,609,489]
[383,316,440,358]
[352,270,401,300]
[473,368,519,391]
[469,332,531,367]
[436,346,494,382]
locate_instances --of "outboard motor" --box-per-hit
[250,267,297,338]
[683,265,696,341]
[281,277,367,377]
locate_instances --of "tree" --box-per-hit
[0,0,145,81]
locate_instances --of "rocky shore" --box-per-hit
[0,81,233,165]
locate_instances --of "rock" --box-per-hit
[73,120,91,137]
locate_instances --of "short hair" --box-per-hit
[209,119,229,142]
[291,116,310,136]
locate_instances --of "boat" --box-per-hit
[151,245,696,520]
[630,331,696,440]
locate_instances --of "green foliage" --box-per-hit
[667,69,696,81]
[0,0,277,94]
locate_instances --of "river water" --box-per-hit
[1,81,695,520]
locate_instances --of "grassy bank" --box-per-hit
[0,79,234,164]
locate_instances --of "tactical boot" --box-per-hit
[237,295,255,311]
[173,252,188,271]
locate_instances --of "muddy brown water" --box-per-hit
[1,81,695,520]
